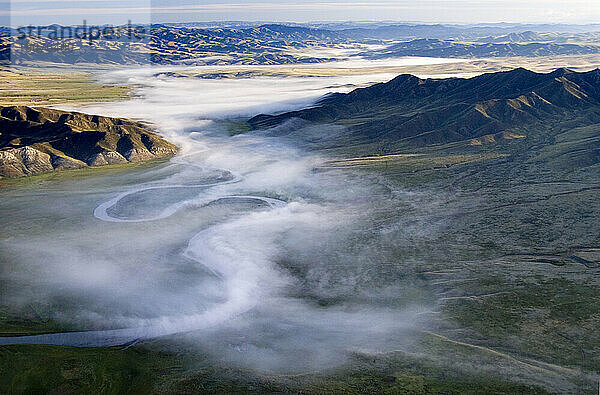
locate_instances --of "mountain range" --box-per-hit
[4,23,600,66]
[362,39,600,59]
[5,24,344,66]
[249,68,600,164]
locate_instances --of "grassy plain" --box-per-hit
[0,67,131,106]
[318,117,600,393]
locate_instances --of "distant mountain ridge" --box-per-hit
[5,23,600,66]
[362,38,600,59]
[5,24,345,66]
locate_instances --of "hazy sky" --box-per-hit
[3,0,600,26]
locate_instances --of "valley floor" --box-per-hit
[1,58,600,394]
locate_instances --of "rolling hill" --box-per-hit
[0,106,177,178]
[5,24,344,66]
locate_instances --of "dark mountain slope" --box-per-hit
[249,68,600,149]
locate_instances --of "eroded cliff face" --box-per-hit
[0,106,178,178]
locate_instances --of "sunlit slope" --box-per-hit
[0,106,177,178]
[6,24,344,66]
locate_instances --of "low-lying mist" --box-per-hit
[0,66,437,372]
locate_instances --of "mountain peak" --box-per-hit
[550,67,574,77]
[389,74,423,84]
[506,67,535,75]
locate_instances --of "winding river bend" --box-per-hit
[0,156,287,347]
[0,63,434,369]
[0,69,349,349]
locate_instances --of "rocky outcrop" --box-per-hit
[0,147,53,177]
[0,106,178,178]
